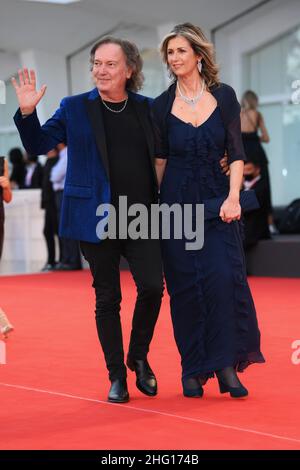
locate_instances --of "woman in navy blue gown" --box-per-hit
[152,23,265,398]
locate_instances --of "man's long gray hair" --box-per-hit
[90,36,144,92]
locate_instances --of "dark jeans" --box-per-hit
[43,201,60,265]
[80,237,164,381]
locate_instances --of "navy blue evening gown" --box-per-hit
[153,83,265,381]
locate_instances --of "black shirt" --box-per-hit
[100,97,154,208]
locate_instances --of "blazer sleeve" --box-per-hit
[226,114,246,164]
[13,99,67,156]
[151,99,169,159]
[223,86,246,164]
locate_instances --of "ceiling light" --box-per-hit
[23,0,81,5]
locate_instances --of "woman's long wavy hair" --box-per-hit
[160,23,220,89]
[90,36,144,92]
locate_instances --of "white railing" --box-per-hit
[1,189,47,274]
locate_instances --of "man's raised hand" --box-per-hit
[11,68,47,115]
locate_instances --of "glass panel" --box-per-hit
[140,48,165,98]
[0,78,22,157]
[0,79,19,128]
[284,27,300,93]
[258,41,282,96]
[245,25,300,206]
[259,103,283,206]
[250,53,260,94]
[0,132,23,161]
[282,102,300,203]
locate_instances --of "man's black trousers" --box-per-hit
[80,237,164,381]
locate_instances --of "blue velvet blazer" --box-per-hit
[14,88,158,243]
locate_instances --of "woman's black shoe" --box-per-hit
[216,367,248,398]
[182,377,204,398]
[108,378,129,403]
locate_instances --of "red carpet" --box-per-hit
[0,271,300,450]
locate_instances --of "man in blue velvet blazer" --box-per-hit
[13,37,164,404]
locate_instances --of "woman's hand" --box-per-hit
[1,159,13,203]
[220,153,230,176]
[219,195,241,223]
[0,176,10,189]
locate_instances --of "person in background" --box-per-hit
[243,158,271,250]
[0,156,14,338]
[23,152,43,189]
[8,147,26,189]
[50,143,82,270]
[40,148,60,271]
[240,90,275,232]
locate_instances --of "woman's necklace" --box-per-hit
[177,79,205,109]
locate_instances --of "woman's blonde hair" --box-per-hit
[160,23,220,88]
[241,90,259,110]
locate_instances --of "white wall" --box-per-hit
[1,189,47,274]
[215,0,300,96]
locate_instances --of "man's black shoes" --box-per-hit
[127,358,157,396]
[107,359,157,402]
[108,378,129,403]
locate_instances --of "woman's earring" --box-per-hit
[197,60,202,73]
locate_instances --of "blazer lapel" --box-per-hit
[130,95,157,186]
[85,90,110,180]
[130,95,155,156]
